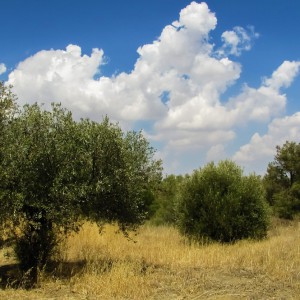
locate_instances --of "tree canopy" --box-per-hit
[0,83,162,286]
[263,141,300,219]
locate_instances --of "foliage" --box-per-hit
[0,84,162,286]
[272,182,300,219]
[78,119,162,230]
[0,82,18,225]
[150,174,186,225]
[263,141,300,219]
[0,81,17,127]
[177,160,270,243]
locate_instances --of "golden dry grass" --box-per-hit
[0,219,299,299]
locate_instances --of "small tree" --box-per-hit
[150,174,185,225]
[177,160,270,243]
[0,90,162,287]
[273,185,300,219]
[0,103,88,286]
[263,141,300,219]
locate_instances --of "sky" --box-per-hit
[1,0,300,175]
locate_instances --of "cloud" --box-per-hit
[178,1,217,35]
[7,2,220,124]
[206,144,227,162]
[0,63,6,75]
[218,26,259,57]
[5,1,300,174]
[233,113,300,173]
[263,60,300,91]
[154,60,298,153]
[7,45,110,118]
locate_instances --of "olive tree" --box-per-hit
[263,141,300,219]
[0,87,162,286]
[177,160,270,243]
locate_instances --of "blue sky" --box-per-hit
[1,1,300,175]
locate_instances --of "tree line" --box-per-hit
[0,82,299,287]
[152,142,300,233]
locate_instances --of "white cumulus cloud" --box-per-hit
[154,60,299,156]
[218,26,259,57]
[233,113,300,173]
[6,2,222,124]
[263,60,300,91]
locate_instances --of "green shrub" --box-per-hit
[177,160,270,243]
[150,175,185,225]
[263,141,300,219]
[274,182,300,219]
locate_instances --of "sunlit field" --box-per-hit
[1,219,299,299]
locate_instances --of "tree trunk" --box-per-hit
[15,205,55,288]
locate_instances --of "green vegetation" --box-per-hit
[150,174,185,225]
[176,160,270,243]
[0,83,162,287]
[263,141,300,219]
[1,82,300,293]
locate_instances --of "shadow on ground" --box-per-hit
[0,260,87,289]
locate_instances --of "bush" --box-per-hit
[150,175,185,226]
[177,160,270,243]
[263,141,300,219]
[274,183,300,219]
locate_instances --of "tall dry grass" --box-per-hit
[0,219,299,299]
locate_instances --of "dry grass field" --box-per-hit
[0,218,299,299]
